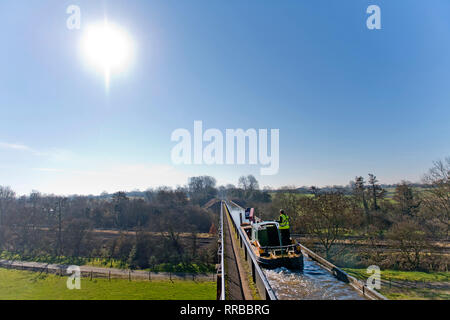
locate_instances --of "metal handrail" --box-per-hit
[218,201,225,300]
[224,201,277,300]
[300,244,388,300]
[261,244,298,250]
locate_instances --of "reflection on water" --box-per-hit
[227,203,364,300]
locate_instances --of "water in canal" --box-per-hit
[228,203,364,300]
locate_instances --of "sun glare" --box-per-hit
[81,20,133,89]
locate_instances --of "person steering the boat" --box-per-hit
[278,209,291,245]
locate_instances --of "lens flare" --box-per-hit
[81,19,133,89]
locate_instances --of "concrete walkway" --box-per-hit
[222,205,254,300]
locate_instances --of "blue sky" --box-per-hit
[1,0,449,195]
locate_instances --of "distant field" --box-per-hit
[271,186,429,200]
[0,269,216,300]
[269,192,314,199]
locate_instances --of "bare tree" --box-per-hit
[271,190,303,232]
[387,219,429,270]
[299,192,363,260]
[368,174,386,211]
[422,158,450,238]
[56,197,68,256]
[351,176,369,217]
[393,181,421,217]
[188,176,217,206]
[0,186,15,226]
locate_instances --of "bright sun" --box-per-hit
[81,20,133,88]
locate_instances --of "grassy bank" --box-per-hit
[344,268,450,300]
[344,268,450,282]
[0,269,216,300]
[0,251,215,273]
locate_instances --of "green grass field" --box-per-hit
[344,268,450,300]
[344,268,450,282]
[0,269,216,300]
[384,288,450,300]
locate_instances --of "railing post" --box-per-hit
[252,262,256,283]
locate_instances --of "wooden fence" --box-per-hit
[0,259,216,282]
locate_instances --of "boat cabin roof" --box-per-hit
[252,221,279,230]
[251,221,281,247]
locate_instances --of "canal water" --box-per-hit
[228,203,364,300]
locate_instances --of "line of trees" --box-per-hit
[256,159,450,271]
[0,174,271,270]
[221,175,271,203]
[0,179,219,271]
[1,159,448,272]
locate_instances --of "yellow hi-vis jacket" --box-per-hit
[279,213,290,230]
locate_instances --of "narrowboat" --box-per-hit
[240,220,304,270]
